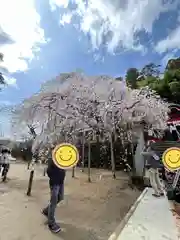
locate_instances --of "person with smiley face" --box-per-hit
[141,142,164,197]
[41,144,66,233]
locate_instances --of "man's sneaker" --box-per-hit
[41,209,48,218]
[48,223,61,233]
[152,193,161,197]
[2,177,7,182]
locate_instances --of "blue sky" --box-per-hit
[0,0,180,138]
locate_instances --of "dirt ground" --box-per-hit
[0,163,140,240]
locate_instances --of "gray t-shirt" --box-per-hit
[141,147,162,169]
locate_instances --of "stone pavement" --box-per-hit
[109,188,179,240]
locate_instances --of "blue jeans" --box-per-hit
[1,164,10,179]
[44,184,64,225]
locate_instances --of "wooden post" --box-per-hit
[72,167,75,178]
[43,167,46,176]
[27,169,34,196]
[27,159,31,170]
[88,140,91,182]
[81,130,85,172]
[26,125,37,196]
[109,133,116,179]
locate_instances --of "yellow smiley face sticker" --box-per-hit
[162,147,180,172]
[52,143,79,169]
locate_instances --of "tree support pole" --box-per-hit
[27,169,34,196]
[109,133,116,179]
[88,140,91,182]
[81,130,85,172]
[43,167,46,176]
[72,167,75,178]
[26,125,37,196]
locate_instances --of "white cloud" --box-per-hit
[0,100,13,106]
[0,0,46,73]
[49,0,69,9]
[0,26,13,45]
[3,76,17,87]
[60,13,73,25]
[161,51,178,67]
[50,0,178,54]
[155,25,180,54]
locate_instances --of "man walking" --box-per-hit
[42,146,66,233]
[141,143,164,197]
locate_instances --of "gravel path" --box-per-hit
[0,163,140,240]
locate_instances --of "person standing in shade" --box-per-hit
[41,145,66,233]
[141,143,164,197]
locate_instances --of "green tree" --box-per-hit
[137,63,161,88]
[125,68,139,89]
[135,59,180,104]
[137,75,158,89]
[140,63,161,78]
[116,76,123,81]
[166,58,180,71]
[142,69,180,104]
[169,81,180,99]
[161,69,180,103]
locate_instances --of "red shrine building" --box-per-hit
[148,104,180,143]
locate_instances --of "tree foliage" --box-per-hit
[126,58,180,104]
[125,68,139,89]
[140,63,160,78]
[10,72,170,178]
[12,73,169,151]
